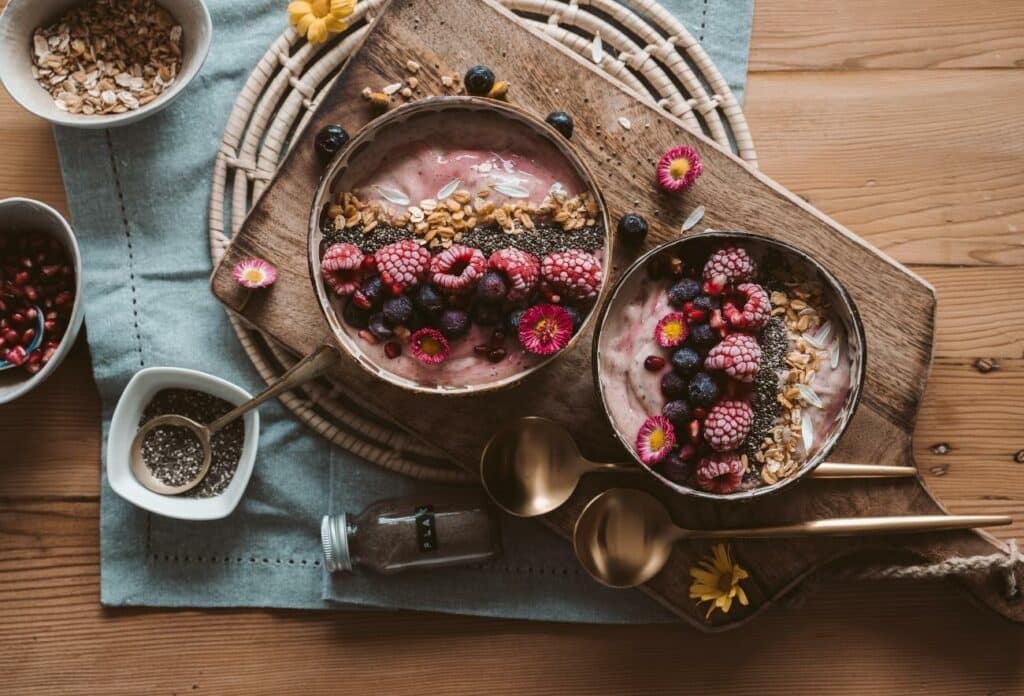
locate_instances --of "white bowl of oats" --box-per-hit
[0,0,211,128]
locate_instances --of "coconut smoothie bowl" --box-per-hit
[308,97,612,395]
[594,231,866,501]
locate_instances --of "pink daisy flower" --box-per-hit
[636,416,676,465]
[656,145,703,192]
[410,328,450,365]
[654,312,689,348]
[232,258,278,289]
[517,304,574,356]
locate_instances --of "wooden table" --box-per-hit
[2,2,1022,692]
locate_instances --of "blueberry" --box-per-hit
[472,303,502,326]
[368,312,393,340]
[545,111,574,139]
[688,372,720,407]
[382,295,414,325]
[440,309,471,338]
[358,276,384,308]
[342,301,369,329]
[671,347,701,376]
[661,399,692,428]
[314,124,350,166]
[505,308,526,334]
[660,371,688,399]
[668,278,701,307]
[476,270,508,304]
[563,306,583,333]
[464,65,496,95]
[688,323,717,351]
[660,451,692,484]
[616,213,648,245]
[414,284,445,315]
[693,295,718,313]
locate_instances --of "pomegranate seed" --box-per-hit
[357,329,377,344]
[19,256,32,269]
[351,291,372,310]
[41,345,57,364]
[5,345,26,366]
[44,320,58,333]
[11,312,25,325]
[41,264,62,278]
[20,328,35,346]
[388,282,403,297]
[25,307,37,321]
[26,350,41,365]
[23,285,38,302]
[383,341,401,359]
[490,330,505,349]
[692,407,707,420]
[25,362,42,375]
[643,355,666,371]
[677,444,696,461]
[688,419,702,444]
[54,291,72,307]
[487,348,507,363]
[360,255,376,272]
[45,310,58,321]
[3,329,17,345]
[473,344,491,357]
[13,270,29,286]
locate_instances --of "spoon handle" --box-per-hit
[683,514,1012,540]
[812,463,917,478]
[207,342,338,433]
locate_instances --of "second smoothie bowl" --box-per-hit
[594,231,866,500]
[309,97,611,395]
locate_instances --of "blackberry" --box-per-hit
[414,284,445,316]
[505,308,526,333]
[545,111,574,138]
[688,372,720,407]
[671,346,701,376]
[476,270,508,304]
[472,303,502,326]
[314,125,350,166]
[667,278,701,307]
[660,451,692,485]
[563,306,583,333]
[661,399,692,428]
[464,65,496,95]
[688,323,717,351]
[358,276,384,308]
[342,302,369,329]
[660,372,688,399]
[440,309,470,338]
[616,213,648,245]
[368,312,393,340]
[382,295,414,325]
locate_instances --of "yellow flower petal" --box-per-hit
[306,17,329,43]
[323,15,348,32]
[294,13,316,35]
[737,586,749,606]
[288,1,313,24]
[330,0,356,16]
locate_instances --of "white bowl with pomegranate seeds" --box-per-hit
[308,97,611,395]
[593,231,866,500]
[0,198,84,404]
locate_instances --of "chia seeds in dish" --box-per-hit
[742,316,786,463]
[459,223,604,257]
[139,388,244,497]
[322,222,413,254]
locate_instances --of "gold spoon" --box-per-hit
[573,488,1012,588]
[480,417,918,517]
[131,343,339,495]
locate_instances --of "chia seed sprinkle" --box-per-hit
[322,222,413,254]
[459,223,604,257]
[742,316,787,462]
[139,388,244,497]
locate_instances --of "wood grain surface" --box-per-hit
[2,0,1023,692]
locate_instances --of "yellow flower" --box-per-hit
[689,543,750,619]
[288,0,356,44]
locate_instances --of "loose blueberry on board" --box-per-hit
[545,111,574,139]
[464,65,496,95]
[314,124,350,166]
[616,213,649,245]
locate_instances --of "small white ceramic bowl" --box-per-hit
[0,198,85,404]
[107,367,260,520]
[0,0,212,128]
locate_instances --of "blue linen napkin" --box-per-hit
[56,0,752,621]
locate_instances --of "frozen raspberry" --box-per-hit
[703,400,754,451]
[702,247,756,294]
[430,244,487,294]
[704,333,761,383]
[320,243,364,296]
[723,283,770,331]
[488,248,540,302]
[540,249,602,303]
[695,452,745,494]
[376,240,431,291]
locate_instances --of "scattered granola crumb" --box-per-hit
[407,76,419,89]
[400,87,413,99]
[488,80,509,100]
[405,59,421,73]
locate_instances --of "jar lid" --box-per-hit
[320,513,352,572]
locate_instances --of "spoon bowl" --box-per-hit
[130,413,213,496]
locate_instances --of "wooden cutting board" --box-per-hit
[210,0,1023,630]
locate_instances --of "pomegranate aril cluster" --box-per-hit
[0,231,75,375]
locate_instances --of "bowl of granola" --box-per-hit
[593,230,866,500]
[0,0,211,128]
[309,97,611,395]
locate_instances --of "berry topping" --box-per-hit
[517,304,573,355]
[616,213,649,245]
[375,240,431,291]
[430,244,487,294]
[564,306,583,332]
[545,111,574,138]
[382,295,414,326]
[439,308,470,338]
[464,65,496,95]
[505,308,525,333]
[661,399,692,428]
[476,270,509,304]
[540,249,602,303]
[687,323,717,352]
[723,282,770,331]
[644,355,666,372]
[660,371,688,399]
[703,400,754,451]
[355,275,384,309]
[472,303,502,326]
[488,248,540,302]
[342,301,369,329]
[702,246,757,294]
[660,450,692,484]
[314,124,350,166]
[656,145,703,192]
[414,283,445,315]
[654,312,689,348]
[671,347,702,376]
[705,333,762,383]
[384,341,402,359]
[410,328,450,365]
[688,371,720,408]
[695,453,745,494]
[368,313,393,341]
[232,258,277,289]
[635,415,676,465]
[320,243,364,296]
[667,277,701,307]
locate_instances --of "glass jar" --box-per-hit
[321,492,502,574]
